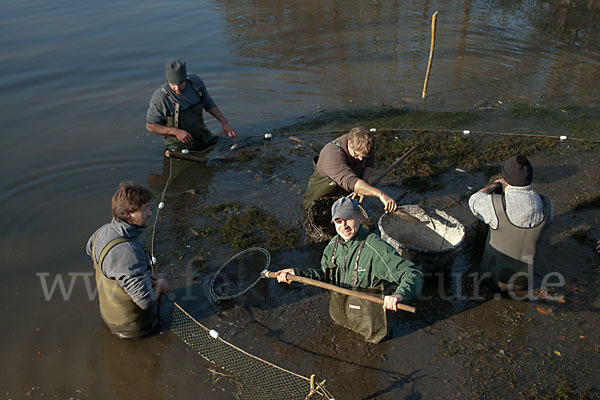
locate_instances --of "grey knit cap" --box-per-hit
[165,59,187,83]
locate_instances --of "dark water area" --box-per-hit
[1,0,600,398]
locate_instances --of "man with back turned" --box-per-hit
[469,155,553,294]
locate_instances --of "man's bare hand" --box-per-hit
[221,122,237,139]
[276,268,295,284]
[383,294,403,311]
[173,128,193,143]
[351,192,366,203]
[379,192,397,212]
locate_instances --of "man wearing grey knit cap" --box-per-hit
[146,59,236,150]
[469,155,553,294]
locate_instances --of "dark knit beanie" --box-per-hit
[502,155,533,186]
[165,59,187,83]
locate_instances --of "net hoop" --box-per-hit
[209,247,271,301]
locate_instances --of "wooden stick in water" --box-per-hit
[422,11,439,100]
[262,271,416,313]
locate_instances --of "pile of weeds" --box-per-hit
[570,191,600,210]
[376,132,560,192]
[562,227,597,247]
[200,201,300,250]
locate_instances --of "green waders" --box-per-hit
[92,237,154,339]
[161,84,217,151]
[303,164,347,209]
[326,237,390,343]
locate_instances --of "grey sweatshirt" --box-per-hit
[86,218,155,309]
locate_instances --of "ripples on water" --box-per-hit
[0,0,598,282]
[0,0,599,396]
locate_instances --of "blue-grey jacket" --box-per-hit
[86,218,155,309]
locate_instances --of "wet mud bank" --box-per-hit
[149,106,600,399]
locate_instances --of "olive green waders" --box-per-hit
[303,157,348,209]
[325,236,390,343]
[329,286,390,343]
[162,86,217,151]
[92,237,154,339]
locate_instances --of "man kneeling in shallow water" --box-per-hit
[86,182,170,338]
[276,197,423,341]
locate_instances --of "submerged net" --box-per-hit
[150,155,336,399]
[169,301,334,400]
[304,197,338,242]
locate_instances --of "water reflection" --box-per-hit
[98,328,163,400]
[218,0,600,108]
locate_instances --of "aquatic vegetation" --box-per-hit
[570,191,600,210]
[509,102,550,117]
[375,131,560,191]
[200,203,301,250]
[202,201,242,219]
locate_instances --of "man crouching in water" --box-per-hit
[277,197,423,310]
[86,182,170,338]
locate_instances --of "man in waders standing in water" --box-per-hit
[277,197,423,342]
[303,127,397,212]
[145,59,237,151]
[469,155,553,296]
[86,182,170,338]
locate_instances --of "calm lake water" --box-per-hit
[1,0,599,398]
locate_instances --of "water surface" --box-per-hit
[1,0,599,398]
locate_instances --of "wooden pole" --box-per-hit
[263,271,416,313]
[347,144,419,199]
[422,11,438,100]
[370,144,419,186]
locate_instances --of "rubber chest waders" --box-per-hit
[161,79,215,151]
[92,237,153,338]
[481,194,552,292]
[302,140,368,209]
[327,236,390,343]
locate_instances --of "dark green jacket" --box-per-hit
[295,227,424,300]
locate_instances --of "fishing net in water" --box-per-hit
[150,156,335,399]
[168,300,334,400]
[304,197,338,242]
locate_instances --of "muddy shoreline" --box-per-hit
[147,105,600,399]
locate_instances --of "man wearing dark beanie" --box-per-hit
[146,58,236,150]
[469,155,553,295]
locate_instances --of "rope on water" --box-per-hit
[270,127,600,143]
[150,155,173,273]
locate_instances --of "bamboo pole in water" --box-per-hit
[422,11,439,100]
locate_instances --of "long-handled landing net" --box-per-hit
[209,248,416,313]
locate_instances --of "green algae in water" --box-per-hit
[570,191,600,210]
[562,227,596,247]
[200,203,301,251]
